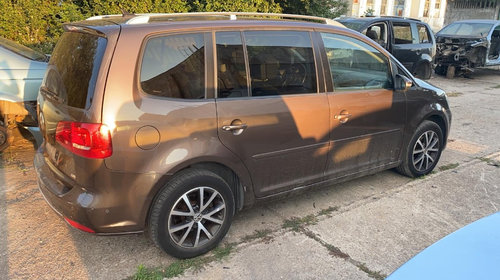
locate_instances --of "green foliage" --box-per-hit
[279,0,348,18]
[192,0,281,13]
[0,0,347,54]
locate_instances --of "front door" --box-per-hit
[215,30,330,197]
[319,32,406,179]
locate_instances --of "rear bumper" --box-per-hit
[34,146,162,234]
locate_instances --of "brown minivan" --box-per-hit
[34,12,451,258]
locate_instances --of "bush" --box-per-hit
[0,0,346,54]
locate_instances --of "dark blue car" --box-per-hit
[338,16,436,80]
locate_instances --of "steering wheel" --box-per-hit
[281,63,307,87]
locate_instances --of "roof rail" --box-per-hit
[86,12,343,27]
[379,16,421,22]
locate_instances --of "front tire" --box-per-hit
[397,121,443,178]
[149,169,235,258]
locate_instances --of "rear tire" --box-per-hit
[149,168,235,258]
[414,62,431,80]
[397,121,443,178]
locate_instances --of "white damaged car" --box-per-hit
[0,37,48,151]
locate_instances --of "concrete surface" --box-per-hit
[1,68,499,279]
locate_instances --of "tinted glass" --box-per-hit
[141,33,205,99]
[216,32,248,98]
[418,24,430,43]
[45,32,107,109]
[321,33,392,91]
[244,31,317,96]
[393,23,413,44]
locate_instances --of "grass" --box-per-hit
[478,157,500,167]
[241,229,273,243]
[415,170,437,180]
[317,206,340,217]
[132,243,235,280]
[302,228,386,279]
[282,214,318,232]
[438,163,459,171]
[491,84,500,89]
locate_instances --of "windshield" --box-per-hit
[438,23,493,37]
[337,20,366,31]
[0,37,48,62]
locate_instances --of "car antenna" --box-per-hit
[120,7,134,17]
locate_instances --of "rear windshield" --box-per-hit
[438,23,493,37]
[44,32,107,109]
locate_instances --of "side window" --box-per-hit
[140,33,205,99]
[244,31,317,96]
[417,24,431,43]
[216,32,248,98]
[393,23,413,44]
[363,23,388,47]
[320,33,393,91]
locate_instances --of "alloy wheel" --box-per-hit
[412,130,440,172]
[168,186,226,248]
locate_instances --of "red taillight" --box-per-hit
[64,217,95,233]
[55,121,112,159]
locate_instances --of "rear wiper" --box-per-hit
[40,87,65,104]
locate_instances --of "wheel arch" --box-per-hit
[144,157,254,230]
[412,55,433,79]
[426,114,448,147]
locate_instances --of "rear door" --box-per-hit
[319,31,406,179]
[415,23,435,58]
[391,21,419,71]
[215,30,330,197]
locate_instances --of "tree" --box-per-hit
[190,0,281,13]
[0,0,346,53]
[277,0,347,18]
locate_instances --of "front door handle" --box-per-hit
[334,110,352,124]
[222,119,247,135]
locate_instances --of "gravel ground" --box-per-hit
[1,67,499,279]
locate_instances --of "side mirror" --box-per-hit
[395,74,413,92]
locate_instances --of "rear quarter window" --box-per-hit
[417,24,431,43]
[44,32,107,109]
[140,33,206,99]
